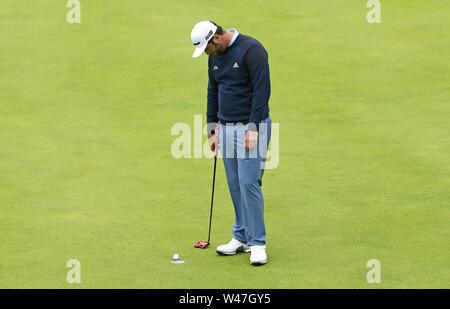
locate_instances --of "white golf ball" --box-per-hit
[173,254,180,260]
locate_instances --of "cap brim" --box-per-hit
[192,42,207,58]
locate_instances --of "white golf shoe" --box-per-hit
[250,245,267,266]
[216,238,251,256]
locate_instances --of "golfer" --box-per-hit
[191,21,272,265]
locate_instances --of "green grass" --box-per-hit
[0,0,448,288]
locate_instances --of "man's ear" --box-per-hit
[213,34,222,43]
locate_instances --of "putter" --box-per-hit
[195,155,217,249]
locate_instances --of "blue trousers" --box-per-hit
[219,117,272,246]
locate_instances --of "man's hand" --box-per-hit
[245,130,258,150]
[208,124,220,157]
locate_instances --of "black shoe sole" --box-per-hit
[250,260,267,266]
[216,251,237,256]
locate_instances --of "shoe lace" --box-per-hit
[252,246,265,254]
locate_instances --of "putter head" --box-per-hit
[194,241,210,249]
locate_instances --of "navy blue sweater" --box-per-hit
[207,33,270,132]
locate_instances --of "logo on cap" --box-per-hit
[204,30,213,41]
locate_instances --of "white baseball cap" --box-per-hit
[191,21,217,58]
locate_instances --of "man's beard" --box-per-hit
[212,43,226,56]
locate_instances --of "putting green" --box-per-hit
[0,0,448,288]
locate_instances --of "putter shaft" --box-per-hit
[207,156,217,243]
